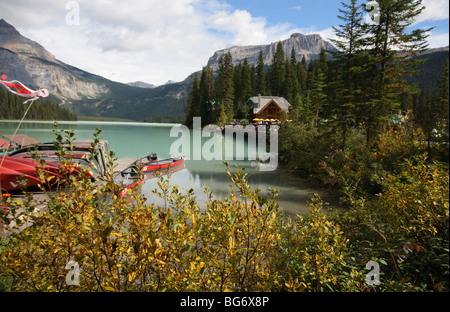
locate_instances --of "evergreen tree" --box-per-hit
[290,47,297,66]
[429,59,449,156]
[0,86,77,121]
[283,57,295,103]
[267,41,285,96]
[297,55,307,94]
[289,47,301,101]
[308,69,327,126]
[318,48,328,75]
[250,64,257,96]
[185,72,200,128]
[432,59,449,127]
[256,49,267,95]
[306,60,316,91]
[233,62,243,115]
[199,66,214,126]
[364,0,431,143]
[330,0,368,149]
[240,58,253,118]
[301,54,307,68]
[215,52,235,124]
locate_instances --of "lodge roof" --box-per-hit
[249,95,292,115]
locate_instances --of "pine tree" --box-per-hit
[185,72,200,128]
[318,48,328,75]
[250,64,256,96]
[215,52,235,124]
[240,58,253,118]
[429,59,449,156]
[199,66,214,126]
[432,59,449,127]
[297,55,307,94]
[267,41,285,96]
[308,69,327,126]
[256,50,266,95]
[330,0,368,149]
[306,60,316,91]
[289,47,301,101]
[233,62,243,115]
[364,0,431,143]
[283,57,294,103]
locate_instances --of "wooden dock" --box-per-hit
[115,158,135,172]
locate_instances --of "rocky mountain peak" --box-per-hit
[206,33,336,69]
[0,19,20,37]
[0,19,55,61]
[0,19,110,102]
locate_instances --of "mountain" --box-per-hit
[0,19,187,120]
[0,19,110,103]
[126,81,156,88]
[207,33,337,69]
[406,46,449,91]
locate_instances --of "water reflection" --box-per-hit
[141,158,342,218]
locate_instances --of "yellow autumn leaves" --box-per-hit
[0,154,360,291]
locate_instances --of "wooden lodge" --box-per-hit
[248,95,293,122]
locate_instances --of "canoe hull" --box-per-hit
[136,156,185,173]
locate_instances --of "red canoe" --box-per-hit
[4,156,60,173]
[0,155,76,191]
[135,155,185,173]
[0,164,41,191]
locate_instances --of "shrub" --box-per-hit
[280,194,363,292]
[334,154,449,291]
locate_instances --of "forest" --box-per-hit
[0,86,77,121]
[185,0,448,148]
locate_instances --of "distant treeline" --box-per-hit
[185,42,448,130]
[142,114,185,124]
[0,87,77,121]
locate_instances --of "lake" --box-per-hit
[0,120,341,217]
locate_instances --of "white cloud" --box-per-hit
[2,0,300,85]
[427,31,450,48]
[415,0,449,24]
[209,9,269,45]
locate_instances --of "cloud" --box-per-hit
[427,31,450,48]
[0,0,236,84]
[3,0,444,86]
[209,9,269,45]
[0,0,306,85]
[415,0,449,24]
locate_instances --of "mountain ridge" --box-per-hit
[0,18,111,103]
[206,33,337,69]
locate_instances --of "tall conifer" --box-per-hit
[256,50,266,95]
[364,0,431,143]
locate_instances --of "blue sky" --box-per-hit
[0,0,448,85]
[226,0,341,32]
[225,0,449,45]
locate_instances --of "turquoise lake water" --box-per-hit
[0,120,341,217]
